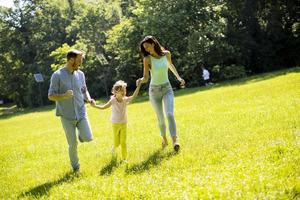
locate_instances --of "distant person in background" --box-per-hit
[48,49,95,172]
[136,35,185,152]
[201,66,213,86]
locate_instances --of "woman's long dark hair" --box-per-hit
[139,36,166,58]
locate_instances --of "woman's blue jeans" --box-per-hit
[149,82,177,137]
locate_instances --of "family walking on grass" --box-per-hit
[48,36,185,171]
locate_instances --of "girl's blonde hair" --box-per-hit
[112,80,127,95]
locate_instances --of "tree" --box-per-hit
[0,0,71,107]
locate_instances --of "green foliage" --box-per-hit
[50,43,71,71]
[224,0,300,72]
[0,0,299,107]
[64,0,122,97]
[0,0,72,107]
[105,18,142,86]
[212,64,247,81]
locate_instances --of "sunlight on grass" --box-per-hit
[0,69,299,199]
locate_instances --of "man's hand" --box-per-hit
[89,99,96,106]
[64,90,74,99]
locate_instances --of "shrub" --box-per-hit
[211,64,247,82]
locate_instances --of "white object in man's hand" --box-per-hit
[64,90,74,99]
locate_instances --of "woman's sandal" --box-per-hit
[162,140,168,149]
[173,143,180,152]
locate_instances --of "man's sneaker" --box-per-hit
[73,165,80,173]
[120,159,128,165]
[78,135,83,143]
[173,143,180,152]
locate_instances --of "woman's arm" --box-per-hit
[136,57,150,86]
[165,51,185,86]
[92,99,112,110]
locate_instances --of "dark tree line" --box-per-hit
[0,0,299,107]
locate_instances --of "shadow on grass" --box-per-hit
[19,171,79,198]
[99,156,119,176]
[0,104,55,120]
[125,149,178,175]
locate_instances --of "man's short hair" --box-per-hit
[67,49,84,61]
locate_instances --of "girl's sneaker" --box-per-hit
[111,146,117,158]
[120,159,128,165]
[111,146,115,153]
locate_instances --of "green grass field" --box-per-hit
[1,68,300,199]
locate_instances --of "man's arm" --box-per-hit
[48,72,74,101]
[83,87,96,106]
[48,90,73,101]
[84,89,92,103]
[82,73,96,105]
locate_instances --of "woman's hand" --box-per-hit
[136,78,142,87]
[178,78,185,87]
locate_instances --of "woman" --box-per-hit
[136,36,185,151]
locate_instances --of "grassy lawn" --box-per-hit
[0,68,299,199]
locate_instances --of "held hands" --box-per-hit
[136,79,142,88]
[89,99,96,107]
[136,78,142,87]
[64,90,74,99]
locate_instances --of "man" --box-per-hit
[48,49,95,172]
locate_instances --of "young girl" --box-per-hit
[92,80,141,162]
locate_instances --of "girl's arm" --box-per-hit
[127,84,141,103]
[92,99,112,110]
[136,57,150,86]
[165,51,185,86]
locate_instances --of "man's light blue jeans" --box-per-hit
[60,117,93,170]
